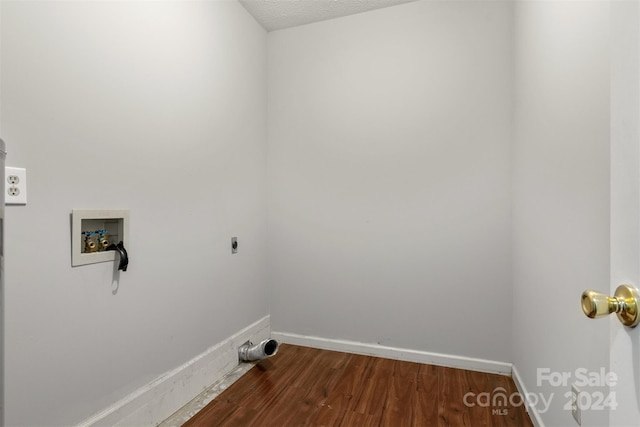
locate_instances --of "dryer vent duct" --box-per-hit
[238,339,279,362]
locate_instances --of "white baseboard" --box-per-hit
[77,315,271,427]
[272,331,512,376]
[512,364,545,427]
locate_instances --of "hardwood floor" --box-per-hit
[183,344,533,427]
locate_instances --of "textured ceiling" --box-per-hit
[239,0,421,31]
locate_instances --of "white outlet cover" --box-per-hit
[5,167,27,205]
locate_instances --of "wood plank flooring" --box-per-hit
[183,344,533,427]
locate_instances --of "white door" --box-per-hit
[610,1,640,425]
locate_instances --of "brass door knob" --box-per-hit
[581,284,640,327]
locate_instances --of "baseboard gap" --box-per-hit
[158,362,255,427]
[76,316,271,427]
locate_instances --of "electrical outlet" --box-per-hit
[5,167,27,205]
[572,384,581,425]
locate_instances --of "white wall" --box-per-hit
[267,0,513,363]
[0,0,624,425]
[0,1,267,425]
[511,1,610,426]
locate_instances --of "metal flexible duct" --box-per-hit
[238,339,279,362]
